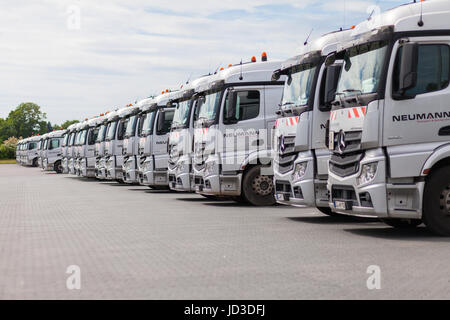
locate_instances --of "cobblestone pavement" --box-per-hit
[0,164,449,299]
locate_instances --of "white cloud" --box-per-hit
[0,0,405,124]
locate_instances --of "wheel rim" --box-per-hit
[439,184,450,216]
[251,175,273,196]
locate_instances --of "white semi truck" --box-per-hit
[94,113,109,180]
[22,136,40,167]
[38,133,49,169]
[68,123,83,175]
[192,55,285,205]
[326,0,450,235]
[42,130,65,173]
[272,29,353,214]
[123,101,151,184]
[138,92,176,188]
[78,116,104,178]
[167,76,214,192]
[104,106,134,182]
[62,124,77,174]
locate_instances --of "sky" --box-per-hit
[0,0,409,124]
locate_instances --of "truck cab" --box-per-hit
[272,29,352,214]
[94,114,109,180]
[193,55,285,205]
[38,134,49,169]
[24,136,40,166]
[103,107,129,182]
[68,123,82,175]
[42,130,65,173]
[63,124,76,174]
[326,0,450,235]
[123,101,149,184]
[138,93,176,188]
[78,116,104,177]
[74,120,88,175]
[167,76,213,192]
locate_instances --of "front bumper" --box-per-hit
[123,156,138,184]
[168,158,193,192]
[80,157,96,178]
[140,157,168,186]
[106,155,124,181]
[327,148,422,219]
[274,156,328,208]
[193,157,241,197]
[95,157,107,180]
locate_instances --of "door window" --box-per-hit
[223,90,260,123]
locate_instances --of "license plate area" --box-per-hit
[334,200,351,210]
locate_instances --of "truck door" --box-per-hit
[384,38,450,147]
[48,138,60,161]
[220,86,264,172]
[153,109,174,169]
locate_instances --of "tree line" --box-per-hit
[0,102,79,142]
[0,102,79,159]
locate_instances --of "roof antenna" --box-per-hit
[304,28,313,46]
[239,59,243,81]
[417,0,424,27]
[213,63,222,75]
[186,72,193,84]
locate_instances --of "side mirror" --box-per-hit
[398,42,418,93]
[320,64,342,111]
[224,91,238,124]
[272,69,281,81]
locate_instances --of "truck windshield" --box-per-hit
[106,121,117,141]
[171,99,191,129]
[79,129,88,145]
[282,64,317,108]
[125,115,137,137]
[197,91,222,122]
[96,124,107,143]
[141,111,156,136]
[336,41,388,96]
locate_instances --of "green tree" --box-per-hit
[0,118,14,142]
[59,120,79,130]
[6,102,48,138]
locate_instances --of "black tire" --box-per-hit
[32,158,38,167]
[423,166,450,236]
[242,165,276,206]
[381,218,422,229]
[54,161,63,174]
[232,195,247,204]
[317,206,340,216]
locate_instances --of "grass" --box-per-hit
[0,159,16,164]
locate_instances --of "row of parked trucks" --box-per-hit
[15,1,450,235]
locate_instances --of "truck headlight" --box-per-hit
[357,162,378,186]
[292,162,307,181]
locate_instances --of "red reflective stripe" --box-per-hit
[289,118,294,126]
[295,117,299,123]
[353,108,360,118]
[361,106,366,115]
[348,110,352,118]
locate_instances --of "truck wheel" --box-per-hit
[423,166,450,236]
[55,161,63,174]
[381,218,422,229]
[32,158,38,167]
[316,206,340,216]
[242,166,276,206]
